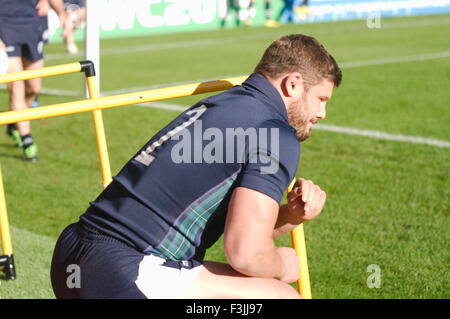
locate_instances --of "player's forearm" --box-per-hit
[273,203,304,239]
[226,242,286,280]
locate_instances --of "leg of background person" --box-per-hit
[7,57,30,137]
[278,0,294,23]
[23,58,44,108]
[264,0,280,27]
[265,0,271,20]
[63,19,77,54]
[183,260,301,299]
[295,0,311,19]
[219,0,231,27]
[245,0,255,26]
[7,57,40,161]
[63,6,85,55]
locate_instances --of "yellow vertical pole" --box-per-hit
[0,163,15,279]
[85,75,112,189]
[0,164,13,256]
[288,179,312,299]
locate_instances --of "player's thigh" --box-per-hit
[7,56,24,74]
[7,56,24,88]
[183,260,301,299]
[6,57,26,106]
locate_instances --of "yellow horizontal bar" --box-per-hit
[0,62,82,84]
[0,75,248,125]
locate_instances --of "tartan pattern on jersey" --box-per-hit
[157,170,240,260]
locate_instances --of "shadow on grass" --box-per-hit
[0,142,23,160]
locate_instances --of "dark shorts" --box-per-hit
[50,221,203,299]
[0,18,44,62]
[37,16,49,45]
[64,0,85,10]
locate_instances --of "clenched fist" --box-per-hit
[287,178,326,221]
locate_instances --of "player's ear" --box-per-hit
[284,72,303,98]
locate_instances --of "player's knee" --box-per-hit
[258,279,302,299]
[276,283,302,299]
[25,82,40,98]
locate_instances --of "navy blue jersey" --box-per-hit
[80,73,301,262]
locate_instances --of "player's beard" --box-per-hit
[287,92,314,142]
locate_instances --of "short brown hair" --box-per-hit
[254,34,342,89]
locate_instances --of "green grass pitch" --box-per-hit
[0,14,449,298]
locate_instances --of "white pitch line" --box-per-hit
[1,51,449,148]
[44,15,450,61]
[340,51,450,68]
[136,104,450,148]
[100,50,450,96]
[0,84,82,97]
[44,38,227,60]
[38,87,81,97]
[139,101,187,112]
[313,124,450,148]
[101,75,244,96]
[2,83,448,148]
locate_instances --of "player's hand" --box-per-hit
[0,39,5,51]
[36,0,51,16]
[287,178,326,221]
[276,247,300,283]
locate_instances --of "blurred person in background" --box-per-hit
[32,0,66,108]
[62,0,85,55]
[220,0,253,27]
[295,0,312,19]
[221,0,280,28]
[0,0,65,162]
[247,0,280,27]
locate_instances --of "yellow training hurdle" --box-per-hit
[0,61,112,190]
[0,61,311,298]
[288,179,312,299]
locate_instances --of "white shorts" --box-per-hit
[135,254,203,299]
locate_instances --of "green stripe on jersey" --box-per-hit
[157,171,239,260]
